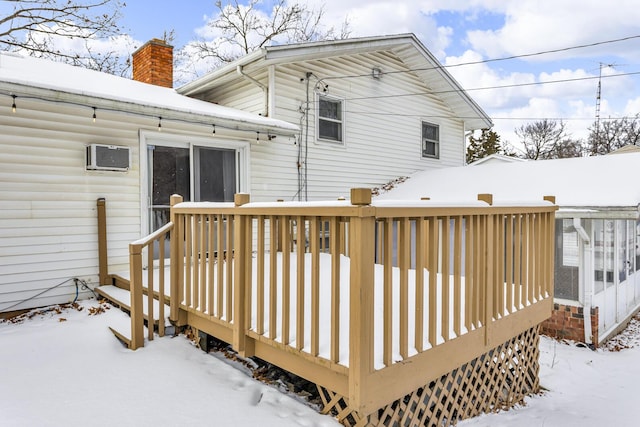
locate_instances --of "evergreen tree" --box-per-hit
[466,128,504,163]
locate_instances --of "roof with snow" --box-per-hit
[377,151,640,209]
[469,153,528,166]
[0,52,298,135]
[178,33,492,131]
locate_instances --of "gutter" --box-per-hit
[177,49,264,96]
[573,217,594,346]
[236,65,268,117]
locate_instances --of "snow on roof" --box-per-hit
[469,153,528,166]
[0,52,298,134]
[377,152,640,207]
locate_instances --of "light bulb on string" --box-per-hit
[158,117,162,132]
[212,124,216,135]
[11,95,16,113]
[92,107,97,123]
[256,131,260,144]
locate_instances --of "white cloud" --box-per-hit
[465,1,640,62]
[303,0,454,57]
[20,22,137,57]
[624,97,640,117]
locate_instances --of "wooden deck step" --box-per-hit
[108,265,172,301]
[96,285,171,328]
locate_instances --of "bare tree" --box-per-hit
[515,119,579,160]
[190,0,350,65]
[547,138,584,159]
[0,0,129,75]
[588,115,640,155]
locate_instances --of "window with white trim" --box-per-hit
[421,121,439,158]
[317,95,344,143]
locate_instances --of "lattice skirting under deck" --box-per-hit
[318,326,540,427]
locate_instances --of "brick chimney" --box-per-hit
[132,39,173,88]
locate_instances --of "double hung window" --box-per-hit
[422,122,439,158]
[318,95,344,143]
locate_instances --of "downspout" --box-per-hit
[573,217,594,346]
[236,65,268,117]
[464,127,471,165]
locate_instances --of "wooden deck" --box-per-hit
[97,190,557,425]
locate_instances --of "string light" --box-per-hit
[2,92,290,139]
[256,131,260,144]
[92,107,97,123]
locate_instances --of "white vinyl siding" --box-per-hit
[196,50,466,202]
[0,97,246,312]
[195,69,268,116]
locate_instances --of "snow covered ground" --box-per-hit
[0,301,339,427]
[1,299,639,427]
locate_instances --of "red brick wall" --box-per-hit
[540,303,599,347]
[132,39,173,88]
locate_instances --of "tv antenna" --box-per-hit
[594,62,622,138]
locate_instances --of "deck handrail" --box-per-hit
[124,189,557,416]
[127,195,182,350]
[130,221,174,247]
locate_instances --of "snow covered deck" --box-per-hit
[100,189,557,423]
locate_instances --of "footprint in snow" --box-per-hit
[251,388,263,406]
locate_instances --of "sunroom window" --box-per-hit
[318,95,343,143]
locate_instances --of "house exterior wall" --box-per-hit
[200,50,467,202]
[195,70,267,116]
[0,97,252,313]
[0,98,146,311]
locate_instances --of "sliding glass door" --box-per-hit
[149,144,238,232]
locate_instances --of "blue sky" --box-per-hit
[120,1,212,48]
[5,0,640,147]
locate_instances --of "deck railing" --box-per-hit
[126,189,556,417]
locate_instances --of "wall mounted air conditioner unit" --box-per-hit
[86,144,130,171]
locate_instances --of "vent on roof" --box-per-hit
[86,144,130,171]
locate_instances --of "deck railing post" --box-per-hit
[233,193,254,357]
[129,242,144,350]
[478,194,494,347]
[543,196,557,299]
[170,194,184,324]
[96,198,109,286]
[348,188,376,416]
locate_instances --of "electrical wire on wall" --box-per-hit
[296,101,305,201]
[294,71,330,201]
[0,277,97,313]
